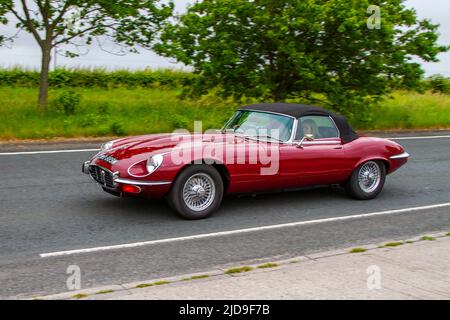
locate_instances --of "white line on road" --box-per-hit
[1,135,449,155]
[389,135,450,140]
[40,202,450,258]
[0,149,100,155]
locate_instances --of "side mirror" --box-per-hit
[297,134,315,148]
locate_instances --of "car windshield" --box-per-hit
[223,111,294,142]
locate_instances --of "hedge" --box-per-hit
[0,68,195,89]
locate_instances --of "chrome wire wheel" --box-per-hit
[182,173,216,212]
[358,161,381,193]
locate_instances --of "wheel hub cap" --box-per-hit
[182,173,216,212]
[192,185,206,197]
[358,162,381,193]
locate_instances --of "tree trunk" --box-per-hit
[38,46,52,111]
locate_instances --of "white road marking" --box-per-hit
[0,135,449,156]
[40,202,450,258]
[0,149,100,155]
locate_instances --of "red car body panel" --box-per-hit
[88,132,408,198]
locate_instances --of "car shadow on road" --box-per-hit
[80,184,398,224]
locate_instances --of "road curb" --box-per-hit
[34,231,450,300]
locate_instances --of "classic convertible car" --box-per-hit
[82,103,409,220]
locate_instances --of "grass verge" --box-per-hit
[383,242,404,247]
[257,263,279,269]
[71,293,89,299]
[135,280,172,288]
[349,248,367,253]
[95,289,115,295]
[225,266,254,274]
[182,275,210,281]
[1,87,449,140]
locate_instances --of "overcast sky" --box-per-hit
[0,0,449,76]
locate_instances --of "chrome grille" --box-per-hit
[89,165,116,189]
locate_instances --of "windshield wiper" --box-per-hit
[256,134,284,143]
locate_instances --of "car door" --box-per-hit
[277,115,347,188]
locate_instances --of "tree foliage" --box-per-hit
[0,0,173,108]
[427,74,450,94]
[156,0,448,120]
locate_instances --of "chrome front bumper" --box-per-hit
[390,152,410,160]
[82,161,91,175]
[82,161,171,188]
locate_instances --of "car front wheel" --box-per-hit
[345,160,386,200]
[168,165,224,220]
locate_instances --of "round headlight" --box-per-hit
[101,141,114,151]
[146,154,164,174]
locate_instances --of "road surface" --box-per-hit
[0,133,449,298]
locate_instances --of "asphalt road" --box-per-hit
[0,133,449,298]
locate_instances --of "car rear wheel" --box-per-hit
[345,160,386,200]
[168,165,224,220]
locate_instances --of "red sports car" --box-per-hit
[82,103,409,220]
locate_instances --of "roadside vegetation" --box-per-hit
[135,280,172,288]
[71,293,89,299]
[1,0,447,126]
[1,81,450,140]
[349,248,367,253]
[225,266,254,274]
[0,86,234,140]
[182,275,210,281]
[257,263,279,269]
[382,242,404,248]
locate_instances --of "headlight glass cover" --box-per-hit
[101,141,114,151]
[146,154,164,174]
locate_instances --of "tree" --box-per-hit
[155,0,448,121]
[0,0,173,110]
[428,74,450,94]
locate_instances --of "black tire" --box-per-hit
[345,160,386,200]
[168,165,224,220]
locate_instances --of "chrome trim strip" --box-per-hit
[328,116,342,139]
[115,178,172,186]
[289,119,299,144]
[236,109,297,120]
[82,161,91,174]
[127,152,170,178]
[390,152,410,159]
[301,140,342,146]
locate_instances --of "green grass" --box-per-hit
[257,263,279,269]
[446,233,450,237]
[383,241,404,248]
[95,289,115,295]
[349,248,367,253]
[182,275,210,281]
[0,87,449,140]
[420,236,436,241]
[0,87,234,140]
[225,266,254,274]
[71,293,89,299]
[369,91,450,130]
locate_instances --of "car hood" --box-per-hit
[99,133,250,162]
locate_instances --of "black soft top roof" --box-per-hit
[238,103,359,144]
